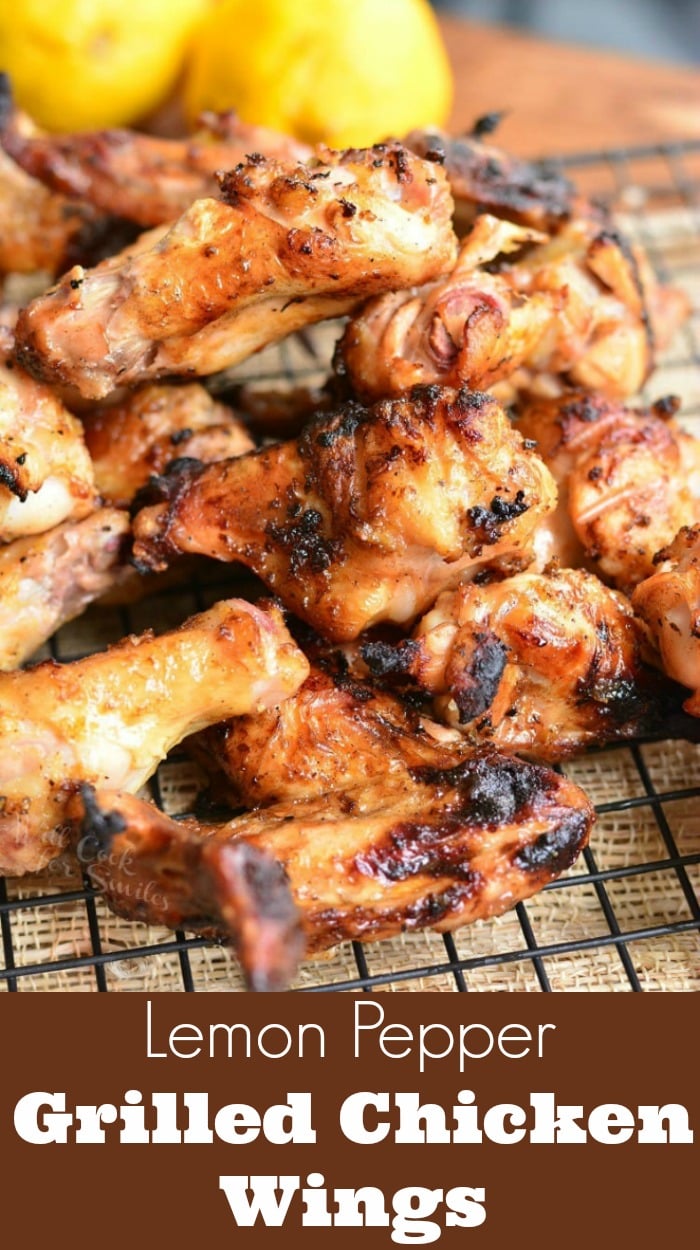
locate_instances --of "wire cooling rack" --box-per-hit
[1,139,699,993]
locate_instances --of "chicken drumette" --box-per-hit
[0,599,308,874]
[14,144,457,400]
[363,567,664,760]
[132,387,557,641]
[633,525,700,717]
[515,391,700,593]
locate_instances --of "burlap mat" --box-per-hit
[1,196,698,992]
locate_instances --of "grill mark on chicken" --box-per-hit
[71,755,593,972]
[131,387,556,641]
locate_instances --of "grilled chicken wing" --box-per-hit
[0,599,308,874]
[516,391,700,592]
[74,753,593,962]
[83,382,254,507]
[1,99,312,227]
[190,662,463,807]
[132,387,557,642]
[14,144,457,400]
[0,331,95,541]
[363,568,662,760]
[0,508,130,669]
[633,525,700,716]
[404,125,578,232]
[336,214,558,400]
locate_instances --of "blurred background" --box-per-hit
[434,0,700,65]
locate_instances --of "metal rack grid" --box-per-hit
[1,139,699,993]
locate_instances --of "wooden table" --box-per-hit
[440,15,700,155]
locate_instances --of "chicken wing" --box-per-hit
[336,214,558,400]
[0,508,130,670]
[632,525,700,717]
[363,568,664,760]
[190,661,463,807]
[132,387,557,642]
[83,383,254,507]
[0,599,309,874]
[515,391,700,592]
[0,331,96,541]
[14,144,457,400]
[74,752,593,958]
[1,95,312,227]
[404,125,578,232]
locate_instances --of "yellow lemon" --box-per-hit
[184,0,453,148]
[0,0,210,131]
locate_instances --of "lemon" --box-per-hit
[0,0,210,131]
[184,0,453,148]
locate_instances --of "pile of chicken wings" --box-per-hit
[0,77,697,988]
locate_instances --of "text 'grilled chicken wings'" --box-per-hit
[336,214,557,400]
[83,382,254,508]
[0,331,95,541]
[0,95,313,227]
[363,568,663,761]
[132,386,557,641]
[14,144,457,400]
[633,525,700,717]
[0,600,309,875]
[0,508,130,670]
[75,754,593,972]
[516,391,700,593]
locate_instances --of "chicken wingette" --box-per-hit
[75,753,593,966]
[83,382,254,508]
[0,508,129,669]
[14,144,457,400]
[0,599,309,875]
[132,386,557,642]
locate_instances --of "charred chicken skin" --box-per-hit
[190,661,464,807]
[14,144,457,400]
[0,508,130,669]
[132,386,557,642]
[336,214,558,400]
[83,382,254,507]
[516,391,700,593]
[0,599,309,875]
[363,568,663,760]
[633,525,700,716]
[1,98,313,228]
[75,755,593,971]
[0,331,95,541]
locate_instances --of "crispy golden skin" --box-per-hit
[132,387,557,642]
[83,383,254,507]
[0,599,309,875]
[363,568,663,760]
[633,525,700,717]
[74,755,593,962]
[1,103,312,227]
[190,663,464,806]
[14,144,457,400]
[516,391,700,593]
[0,331,95,541]
[336,215,558,400]
[0,508,130,670]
